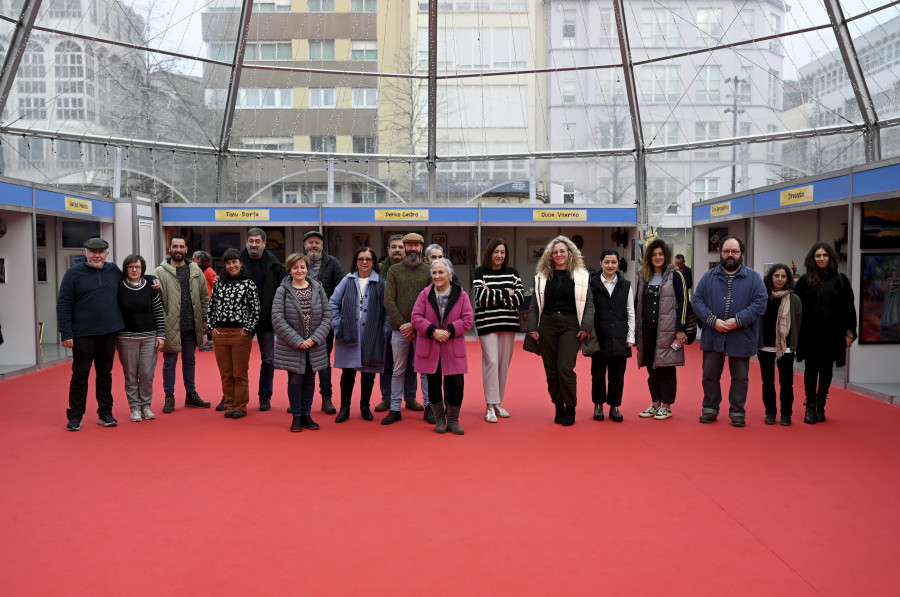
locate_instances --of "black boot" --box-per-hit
[816,395,827,422]
[554,403,565,424]
[562,404,576,427]
[301,415,320,430]
[424,404,436,424]
[593,403,604,421]
[321,397,337,415]
[290,416,303,432]
[447,404,464,435]
[215,397,226,411]
[431,402,447,434]
[359,376,375,421]
[360,398,374,421]
[803,400,817,425]
[335,384,352,423]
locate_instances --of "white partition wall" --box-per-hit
[0,209,37,374]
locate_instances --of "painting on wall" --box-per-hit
[527,238,548,263]
[67,254,86,269]
[36,219,47,247]
[37,254,48,283]
[262,227,286,262]
[449,246,467,266]
[0,258,5,283]
[708,227,727,253]
[859,253,900,344]
[353,233,370,251]
[431,233,447,253]
[861,197,900,249]
[209,231,240,257]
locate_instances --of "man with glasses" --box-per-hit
[693,237,767,427]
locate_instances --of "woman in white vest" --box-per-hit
[526,236,594,426]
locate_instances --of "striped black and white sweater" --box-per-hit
[472,266,525,336]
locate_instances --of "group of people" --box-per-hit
[58,227,856,434]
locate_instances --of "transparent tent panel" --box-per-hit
[32,0,240,63]
[122,147,218,203]
[536,155,637,205]
[846,5,900,121]
[0,0,25,20]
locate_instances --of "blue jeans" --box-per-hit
[256,329,275,399]
[390,331,429,412]
[380,338,418,402]
[288,365,315,416]
[162,330,197,396]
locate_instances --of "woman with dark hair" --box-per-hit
[116,254,166,422]
[526,236,594,426]
[207,248,260,419]
[635,239,686,421]
[330,247,390,422]
[411,258,474,434]
[758,264,802,426]
[794,242,856,424]
[589,249,634,423]
[473,238,524,423]
[273,253,332,432]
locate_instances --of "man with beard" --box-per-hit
[302,230,345,414]
[693,237,767,427]
[156,235,210,413]
[241,228,286,412]
[373,234,421,413]
[381,233,431,424]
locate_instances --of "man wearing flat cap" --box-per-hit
[302,230,345,414]
[57,238,127,430]
[382,232,431,424]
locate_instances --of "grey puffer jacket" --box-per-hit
[635,265,686,368]
[272,276,332,374]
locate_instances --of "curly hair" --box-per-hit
[641,238,672,281]
[535,235,585,279]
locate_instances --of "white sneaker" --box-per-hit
[494,404,510,418]
[653,407,673,420]
[485,406,498,423]
[639,405,659,418]
[130,409,142,422]
[142,407,156,420]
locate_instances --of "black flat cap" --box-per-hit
[84,237,109,250]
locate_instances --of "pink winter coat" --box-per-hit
[411,282,473,376]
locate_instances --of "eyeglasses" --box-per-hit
[357,257,373,262]
[721,250,741,256]
[551,250,568,256]
[126,265,142,270]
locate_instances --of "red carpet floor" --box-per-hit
[2,341,898,596]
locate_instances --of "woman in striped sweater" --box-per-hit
[117,254,166,422]
[473,238,524,423]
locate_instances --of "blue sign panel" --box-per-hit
[323,206,479,223]
[35,189,114,219]
[480,206,637,224]
[161,206,319,223]
[692,194,752,222]
[753,175,850,213]
[0,181,32,208]
[853,163,900,197]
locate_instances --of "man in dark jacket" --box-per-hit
[57,237,124,430]
[693,237,767,427]
[675,254,693,293]
[303,230,345,414]
[241,228,286,412]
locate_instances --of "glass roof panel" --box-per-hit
[0,0,25,20]
[846,6,900,121]
[540,155,637,205]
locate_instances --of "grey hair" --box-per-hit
[430,257,454,276]
[388,234,404,243]
[247,227,267,243]
[192,250,204,260]
[424,243,444,262]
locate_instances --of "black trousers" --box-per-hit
[647,365,677,405]
[758,351,795,416]
[67,333,118,419]
[590,355,627,407]
[426,361,464,407]
[803,354,834,401]
[339,368,376,405]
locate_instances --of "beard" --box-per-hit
[170,250,186,263]
[247,245,264,258]
[306,249,322,259]
[721,255,742,272]
[406,250,421,264]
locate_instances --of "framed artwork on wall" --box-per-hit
[37,253,48,283]
[209,231,240,257]
[708,227,727,253]
[859,252,900,344]
[527,238,547,263]
[262,227,286,262]
[353,233,370,251]
[36,219,47,247]
[432,233,447,252]
[449,246,467,266]
[67,254,86,269]
[0,257,5,283]
[861,198,900,249]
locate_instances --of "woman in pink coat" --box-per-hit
[411,257,474,435]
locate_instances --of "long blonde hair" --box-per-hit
[536,235,585,279]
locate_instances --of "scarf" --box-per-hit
[770,289,793,360]
[338,275,386,368]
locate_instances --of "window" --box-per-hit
[236,88,292,109]
[352,88,378,108]
[740,9,754,39]
[597,69,625,100]
[694,178,719,202]
[20,50,45,78]
[641,66,680,102]
[309,40,335,61]
[739,67,752,103]
[562,123,577,151]
[205,89,227,108]
[767,69,780,108]
[310,136,337,152]
[740,122,753,137]
[351,41,377,61]
[17,50,47,120]
[353,136,377,153]
[561,72,576,104]
[695,122,721,159]
[648,178,679,211]
[351,0,377,11]
[55,42,92,121]
[17,137,45,167]
[562,10,577,47]
[48,0,81,19]
[563,185,576,204]
[254,0,291,11]
[696,66,722,102]
[310,184,330,203]
[244,42,293,62]
[417,28,528,71]
[208,42,235,62]
[596,9,616,46]
[55,40,85,78]
[57,140,83,169]
[768,14,781,53]
[240,138,294,151]
[642,122,679,156]
[641,8,679,46]
[696,8,723,46]
[352,188,378,203]
[308,0,334,11]
[766,124,779,162]
[310,88,336,108]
